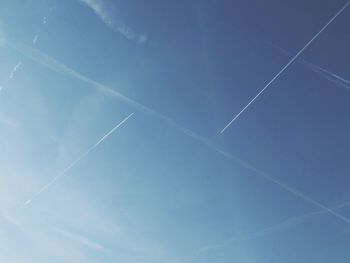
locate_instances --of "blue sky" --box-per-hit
[1,0,350,262]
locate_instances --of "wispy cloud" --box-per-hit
[8,39,350,226]
[24,113,134,205]
[271,44,350,91]
[138,34,148,44]
[0,113,18,128]
[197,199,350,254]
[1,211,22,227]
[9,61,22,79]
[78,0,147,43]
[32,35,39,45]
[79,0,114,26]
[53,227,110,254]
[300,59,350,91]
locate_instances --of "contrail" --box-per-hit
[220,1,350,134]
[270,43,350,91]
[24,113,134,205]
[214,146,350,225]
[5,39,216,144]
[7,38,350,225]
[197,199,350,254]
[301,59,350,90]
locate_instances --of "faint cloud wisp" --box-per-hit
[271,44,350,91]
[78,0,147,43]
[301,59,350,91]
[9,61,22,79]
[53,226,110,254]
[197,199,350,255]
[32,35,39,45]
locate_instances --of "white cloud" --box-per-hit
[78,0,147,43]
[32,35,39,45]
[79,0,114,27]
[9,61,22,79]
[117,23,136,40]
[138,33,148,44]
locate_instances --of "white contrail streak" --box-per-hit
[5,39,212,144]
[270,43,350,91]
[24,113,134,205]
[301,59,350,90]
[220,1,350,134]
[197,199,350,254]
[8,38,350,225]
[214,146,350,225]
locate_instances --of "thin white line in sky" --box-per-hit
[11,39,350,225]
[24,113,134,205]
[221,1,350,134]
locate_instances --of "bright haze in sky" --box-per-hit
[0,0,350,262]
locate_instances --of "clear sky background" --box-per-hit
[1,0,350,262]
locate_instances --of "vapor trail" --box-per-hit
[197,199,350,254]
[7,38,350,225]
[213,146,350,225]
[24,113,134,205]
[301,59,350,90]
[220,1,350,134]
[5,39,215,145]
[270,43,350,91]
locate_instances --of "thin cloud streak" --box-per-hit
[220,1,350,134]
[32,35,39,45]
[301,59,350,90]
[209,144,350,225]
[8,39,350,226]
[24,113,134,206]
[9,61,22,79]
[78,0,147,43]
[271,43,350,91]
[78,0,114,27]
[53,226,110,254]
[197,199,350,254]
[6,40,204,141]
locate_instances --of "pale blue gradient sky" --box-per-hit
[1,0,350,262]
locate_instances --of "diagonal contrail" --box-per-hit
[213,145,350,225]
[270,43,350,91]
[301,59,350,91]
[220,1,350,134]
[8,37,350,225]
[197,199,350,254]
[24,113,134,206]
